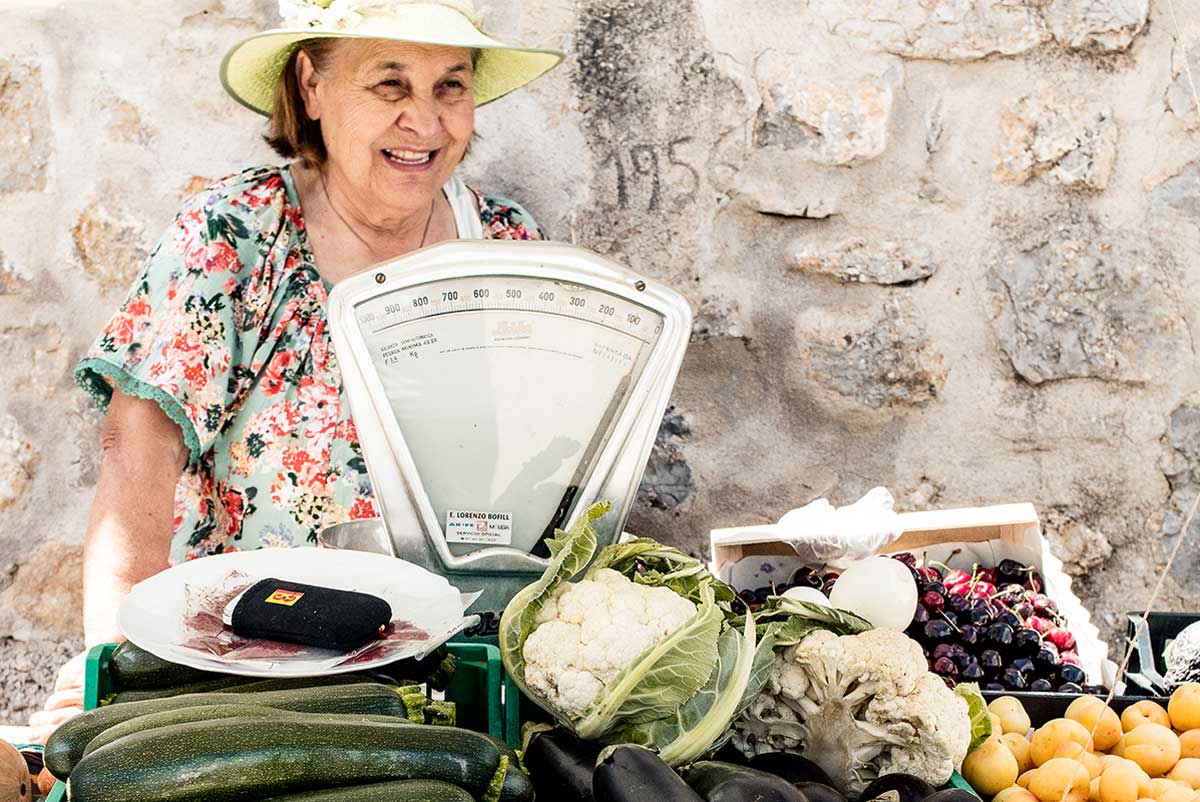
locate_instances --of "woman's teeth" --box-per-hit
[383,149,433,165]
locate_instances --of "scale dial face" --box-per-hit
[353,273,665,556]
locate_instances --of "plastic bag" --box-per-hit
[765,487,903,564]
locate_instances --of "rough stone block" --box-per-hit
[795,300,946,409]
[790,239,937,285]
[0,416,35,514]
[1043,508,1113,575]
[0,249,23,294]
[1162,400,1200,590]
[1151,160,1200,219]
[0,59,51,194]
[815,0,1047,60]
[989,232,1183,385]
[1165,45,1200,123]
[0,542,83,640]
[638,408,693,511]
[1043,0,1149,52]
[72,197,149,293]
[754,54,901,166]
[691,296,746,342]
[996,91,1117,189]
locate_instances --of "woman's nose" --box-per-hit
[396,96,443,139]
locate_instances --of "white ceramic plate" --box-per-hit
[118,548,478,677]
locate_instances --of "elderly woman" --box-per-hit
[28,0,561,738]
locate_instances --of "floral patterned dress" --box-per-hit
[76,164,542,564]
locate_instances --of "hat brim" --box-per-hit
[220,8,564,115]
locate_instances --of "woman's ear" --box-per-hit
[295,50,323,121]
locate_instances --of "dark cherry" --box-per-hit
[979,649,1004,675]
[924,620,954,643]
[1012,658,1035,675]
[946,595,970,616]
[1013,628,1043,657]
[933,643,956,660]
[926,581,947,597]
[933,656,958,678]
[1000,668,1027,690]
[892,552,918,567]
[997,611,1023,630]
[1058,682,1084,693]
[922,590,946,612]
[912,605,931,625]
[1082,684,1108,695]
[1029,678,1054,692]
[954,652,978,671]
[1059,663,1086,686]
[985,623,1015,649]
[984,681,1005,691]
[961,663,987,682]
[1033,647,1061,672]
[960,624,979,648]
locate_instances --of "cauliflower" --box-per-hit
[732,628,972,797]
[522,568,697,716]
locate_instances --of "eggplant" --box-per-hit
[593,745,703,802]
[748,753,837,788]
[680,760,806,802]
[858,774,936,802]
[522,727,601,802]
[795,782,848,802]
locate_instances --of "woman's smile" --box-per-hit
[381,147,440,172]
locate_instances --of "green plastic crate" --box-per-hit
[46,640,508,802]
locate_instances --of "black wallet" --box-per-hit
[229,578,393,652]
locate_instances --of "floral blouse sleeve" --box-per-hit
[75,169,290,465]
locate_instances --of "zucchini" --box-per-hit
[107,642,221,689]
[45,682,408,779]
[261,780,474,802]
[106,676,256,703]
[67,717,506,802]
[81,704,288,758]
[222,672,395,694]
[593,745,703,802]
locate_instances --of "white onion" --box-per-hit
[781,586,833,607]
[828,556,918,630]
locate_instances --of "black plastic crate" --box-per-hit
[1123,611,1200,696]
[981,691,1171,724]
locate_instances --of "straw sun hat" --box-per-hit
[220,0,565,115]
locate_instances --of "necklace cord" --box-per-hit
[318,167,437,260]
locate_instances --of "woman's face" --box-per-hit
[298,39,475,216]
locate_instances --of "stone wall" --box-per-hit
[1,0,1199,721]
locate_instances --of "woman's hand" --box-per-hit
[26,650,88,743]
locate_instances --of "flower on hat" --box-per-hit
[278,0,485,30]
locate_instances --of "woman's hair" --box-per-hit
[264,39,341,167]
[264,40,481,167]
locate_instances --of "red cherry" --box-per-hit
[1046,627,1076,652]
[1060,651,1082,667]
[969,581,996,599]
[944,569,972,587]
[1027,616,1054,635]
[977,567,998,585]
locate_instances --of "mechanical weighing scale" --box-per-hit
[320,240,692,637]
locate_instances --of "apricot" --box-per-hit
[1126,724,1184,778]
[1169,686,1200,733]
[965,737,1022,797]
[1056,742,1105,780]
[1068,696,1124,753]
[1033,719,1096,767]
[1180,731,1200,761]
[991,696,1034,736]
[1166,758,1200,790]
[1029,758,1092,802]
[1124,702,1173,733]
[995,788,1041,802]
[1100,758,1153,802]
[1004,732,1036,775]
